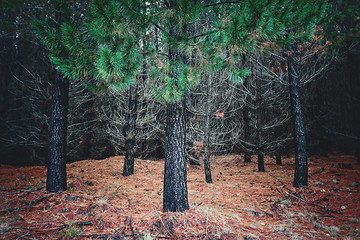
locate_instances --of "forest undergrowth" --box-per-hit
[0,153,359,239]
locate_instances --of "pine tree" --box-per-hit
[280,0,328,187]
[32,0,86,192]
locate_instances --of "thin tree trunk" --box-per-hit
[275,127,282,165]
[46,72,69,192]
[123,81,138,176]
[204,73,213,183]
[186,91,200,166]
[163,101,189,212]
[83,96,94,160]
[0,55,8,114]
[288,43,308,187]
[256,76,265,172]
[243,77,251,163]
[357,144,360,165]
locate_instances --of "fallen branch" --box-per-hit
[180,234,205,239]
[18,186,45,199]
[80,233,126,239]
[23,221,93,232]
[219,204,276,216]
[283,190,343,214]
[58,221,92,230]
[128,217,136,240]
[78,233,172,239]
[0,187,30,191]
[0,192,58,213]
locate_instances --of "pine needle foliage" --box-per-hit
[32,0,86,80]
[34,0,332,98]
[33,0,144,94]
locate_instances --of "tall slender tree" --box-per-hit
[281,1,328,187]
[287,42,308,187]
[242,77,252,163]
[203,73,213,183]
[256,74,265,172]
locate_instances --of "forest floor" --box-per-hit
[0,153,359,240]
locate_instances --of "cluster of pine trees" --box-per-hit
[1,0,359,212]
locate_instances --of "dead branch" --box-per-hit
[0,187,30,191]
[180,234,205,239]
[58,221,92,230]
[18,186,45,198]
[79,233,172,239]
[284,190,343,214]
[276,187,343,215]
[24,221,93,232]
[219,204,276,216]
[128,217,136,240]
[0,192,58,213]
[80,233,126,239]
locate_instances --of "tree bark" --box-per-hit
[46,72,69,192]
[204,73,213,183]
[288,43,308,187]
[163,101,189,212]
[123,81,138,176]
[256,76,265,172]
[243,77,252,163]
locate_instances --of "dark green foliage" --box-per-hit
[34,0,332,103]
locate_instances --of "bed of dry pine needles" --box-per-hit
[0,153,359,239]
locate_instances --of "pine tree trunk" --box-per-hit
[288,43,308,187]
[243,77,251,163]
[123,81,138,176]
[163,101,189,212]
[256,76,265,172]
[275,127,282,165]
[204,73,213,183]
[46,72,69,192]
[83,97,94,160]
[186,92,200,165]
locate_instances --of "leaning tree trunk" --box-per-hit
[243,77,252,163]
[204,73,213,183]
[256,76,265,172]
[288,43,308,187]
[46,72,69,192]
[123,81,138,176]
[163,101,189,212]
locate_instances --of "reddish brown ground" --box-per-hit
[0,153,359,239]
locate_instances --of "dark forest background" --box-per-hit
[0,1,359,166]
